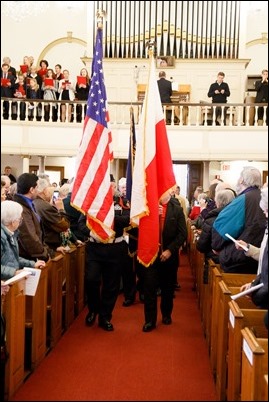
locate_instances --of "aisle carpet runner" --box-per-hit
[10,253,217,401]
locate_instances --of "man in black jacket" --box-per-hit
[207,71,230,125]
[157,71,172,123]
[255,69,268,125]
[140,192,187,332]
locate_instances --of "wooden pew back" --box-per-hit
[2,279,26,401]
[227,300,267,401]
[240,327,268,401]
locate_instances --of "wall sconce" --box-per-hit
[133,65,146,84]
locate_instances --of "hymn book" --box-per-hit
[4,267,41,296]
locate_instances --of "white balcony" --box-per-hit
[1,98,268,162]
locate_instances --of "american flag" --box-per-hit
[71,27,115,242]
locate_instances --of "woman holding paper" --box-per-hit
[75,68,90,122]
[58,69,75,122]
[1,200,46,280]
[42,68,57,121]
[235,185,268,309]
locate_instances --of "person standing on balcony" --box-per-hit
[255,69,268,125]
[58,69,75,123]
[1,63,16,120]
[207,72,230,125]
[157,71,173,124]
[2,57,17,79]
[75,68,90,123]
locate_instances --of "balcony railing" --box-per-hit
[1,98,268,127]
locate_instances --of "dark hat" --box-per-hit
[110,174,115,182]
[17,173,38,195]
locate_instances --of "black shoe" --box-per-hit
[162,316,172,325]
[174,283,181,291]
[142,322,156,332]
[98,320,114,331]
[122,299,134,307]
[85,312,97,327]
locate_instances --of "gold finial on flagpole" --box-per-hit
[96,10,106,29]
[145,39,157,58]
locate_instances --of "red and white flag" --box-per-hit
[71,27,115,242]
[130,52,176,267]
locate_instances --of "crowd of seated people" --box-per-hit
[1,168,268,333]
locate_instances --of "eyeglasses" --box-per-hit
[14,217,23,225]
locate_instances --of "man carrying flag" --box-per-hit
[72,22,130,332]
[130,46,187,332]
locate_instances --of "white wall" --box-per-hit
[1,1,268,99]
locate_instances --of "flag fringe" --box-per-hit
[137,251,159,268]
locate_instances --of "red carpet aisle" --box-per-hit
[10,253,217,401]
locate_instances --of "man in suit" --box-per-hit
[2,57,17,79]
[157,71,173,123]
[78,175,131,331]
[1,63,16,119]
[207,71,230,125]
[255,69,268,125]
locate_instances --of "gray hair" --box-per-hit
[215,189,235,208]
[260,185,268,213]
[240,166,262,188]
[1,200,23,225]
[1,175,11,187]
[36,178,51,192]
[59,183,70,198]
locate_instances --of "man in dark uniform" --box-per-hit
[78,175,130,331]
[116,177,137,307]
[139,191,187,332]
[207,71,230,125]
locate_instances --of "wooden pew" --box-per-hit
[210,268,256,375]
[3,279,26,401]
[62,246,77,330]
[203,259,220,352]
[227,300,267,401]
[74,243,86,316]
[261,374,268,402]
[214,281,258,401]
[240,327,268,401]
[46,254,63,349]
[24,266,48,372]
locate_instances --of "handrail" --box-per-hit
[1,97,268,127]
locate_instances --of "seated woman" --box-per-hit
[1,200,45,280]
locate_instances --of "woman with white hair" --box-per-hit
[1,200,46,280]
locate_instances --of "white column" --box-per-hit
[86,2,95,58]
[203,161,210,191]
[39,156,46,174]
[22,156,30,173]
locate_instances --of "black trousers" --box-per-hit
[137,255,177,324]
[85,241,127,322]
[122,254,137,301]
